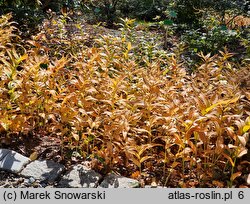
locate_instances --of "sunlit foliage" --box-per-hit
[0,13,249,187]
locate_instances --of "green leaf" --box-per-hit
[169,11,177,18]
[220,25,227,31]
[40,63,48,69]
[164,19,173,26]
[94,8,101,13]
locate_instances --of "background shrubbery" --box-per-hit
[79,0,250,67]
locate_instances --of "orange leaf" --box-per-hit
[72,133,79,141]
[230,172,242,182]
[131,171,140,179]
[171,161,180,169]
[212,180,224,188]
[29,152,38,161]
[140,155,154,164]
[130,156,141,168]
[222,153,235,167]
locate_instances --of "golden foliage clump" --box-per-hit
[0,14,249,187]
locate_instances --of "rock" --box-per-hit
[58,164,102,188]
[27,177,36,184]
[99,173,140,188]
[20,160,64,182]
[144,185,165,188]
[0,149,10,160]
[0,149,30,173]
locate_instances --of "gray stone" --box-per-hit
[58,164,102,188]
[0,149,10,160]
[20,160,64,182]
[28,177,36,184]
[99,173,140,188]
[144,185,165,188]
[0,149,30,173]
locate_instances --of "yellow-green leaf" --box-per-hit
[17,54,28,63]
[127,42,132,51]
[243,125,250,133]
[204,95,240,115]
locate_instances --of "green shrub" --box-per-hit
[181,19,240,54]
[0,0,68,36]
[167,0,249,28]
[80,0,168,27]
[161,0,250,69]
[119,0,168,20]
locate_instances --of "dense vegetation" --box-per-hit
[0,0,249,187]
